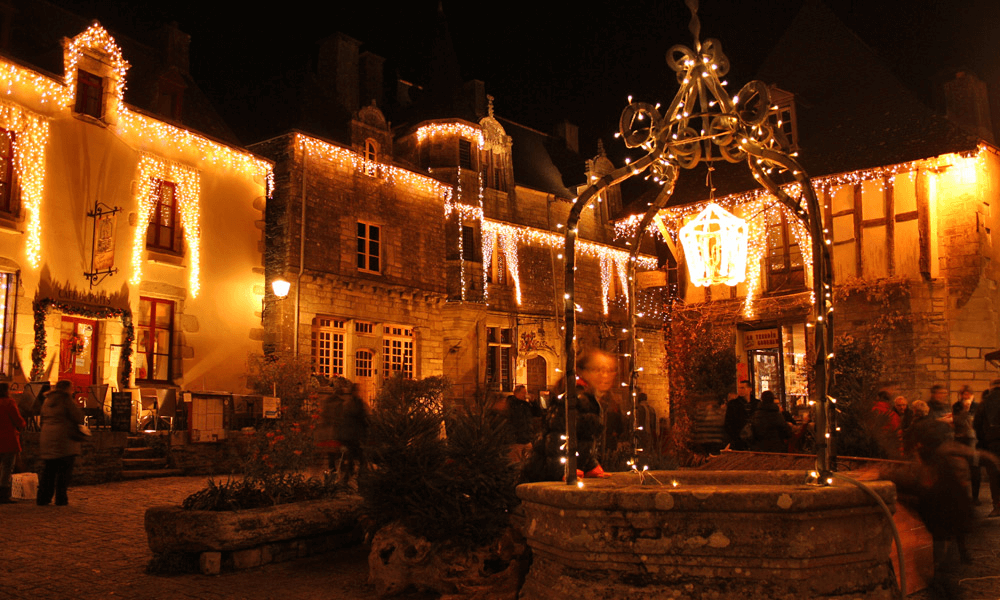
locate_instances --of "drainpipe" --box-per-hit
[294,146,308,356]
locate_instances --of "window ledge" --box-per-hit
[0,213,22,234]
[146,249,185,267]
[73,112,108,128]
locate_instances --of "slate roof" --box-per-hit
[498,117,584,200]
[3,0,241,145]
[625,0,982,213]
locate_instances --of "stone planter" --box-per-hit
[517,470,898,600]
[145,495,362,574]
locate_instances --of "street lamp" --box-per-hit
[271,278,290,299]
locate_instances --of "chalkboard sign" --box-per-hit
[111,392,132,432]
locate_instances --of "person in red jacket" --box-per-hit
[0,382,27,503]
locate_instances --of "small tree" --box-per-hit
[829,334,896,458]
[359,375,518,548]
[245,351,320,419]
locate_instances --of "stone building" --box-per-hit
[254,32,667,409]
[0,5,271,427]
[623,0,1000,413]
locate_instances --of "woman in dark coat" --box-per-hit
[37,380,84,506]
[749,390,792,453]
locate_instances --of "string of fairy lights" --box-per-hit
[0,99,48,268]
[416,122,485,148]
[131,154,202,297]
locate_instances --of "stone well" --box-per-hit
[516,470,898,600]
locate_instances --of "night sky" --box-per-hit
[44,0,1000,159]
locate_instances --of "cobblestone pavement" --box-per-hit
[2,475,1000,599]
[0,476,380,600]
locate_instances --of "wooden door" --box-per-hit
[59,317,98,397]
[526,355,547,399]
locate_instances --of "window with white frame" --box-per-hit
[311,317,345,378]
[383,325,414,379]
[357,222,381,273]
[486,327,513,392]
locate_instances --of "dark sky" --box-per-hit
[46,0,1000,157]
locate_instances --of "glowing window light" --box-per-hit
[416,123,485,149]
[678,203,748,287]
[0,100,48,268]
[130,154,202,297]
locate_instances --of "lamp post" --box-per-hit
[562,2,834,485]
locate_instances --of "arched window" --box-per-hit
[365,139,378,163]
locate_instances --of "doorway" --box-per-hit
[355,348,376,403]
[748,348,786,412]
[59,316,98,397]
[526,355,547,401]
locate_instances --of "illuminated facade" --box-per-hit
[620,2,1000,410]
[258,98,667,407]
[0,20,270,401]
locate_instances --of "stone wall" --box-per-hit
[17,431,127,485]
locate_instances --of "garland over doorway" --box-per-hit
[30,298,134,386]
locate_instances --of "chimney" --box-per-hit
[553,120,579,154]
[157,22,190,75]
[317,33,361,114]
[943,70,995,144]
[359,51,385,108]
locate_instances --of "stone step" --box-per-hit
[120,469,184,480]
[122,457,169,470]
[125,447,160,459]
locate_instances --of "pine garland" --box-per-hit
[30,298,134,386]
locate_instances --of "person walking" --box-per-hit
[0,382,26,503]
[506,385,536,462]
[749,390,792,452]
[973,380,1000,517]
[37,380,84,506]
[953,386,981,504]
[724,386,750,451]
[335,382,369,484]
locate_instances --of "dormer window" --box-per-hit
[365,139,378,163]
[75,69,104,119]
[768,87,798,150]
[485,151,507,193]
[0,129,16,215]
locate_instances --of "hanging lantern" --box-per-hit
[678,203,748,287]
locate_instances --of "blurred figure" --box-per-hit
[0,382,26,503]
[894,396,913,432]
[928,384,951,422]
[529,348,614,481]
[973,379,1000,517]
[724,387,750,451]
[749,390,792,453]
[656,416,672,456]
[336,382,369,484]
[692,395,727,455]
[952,385,981,504]
[905,400,953,460]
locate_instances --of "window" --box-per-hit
[768,88,798,150]
[765,212,805,293]
[75,69,104,119]
[355,321,374,334]
[137,297,173,382]
[486,327,513,392]
[312,318,345,378]
[355,349,374,378]
[0,129,15,214]
[383,325,414,378]
[0,272,16,377]
[461,225,478,262]
[357,222,381,273]
[146,180,179,252]
[485,152,507,192]
[365,139,378,163]
[458,139,473,169]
